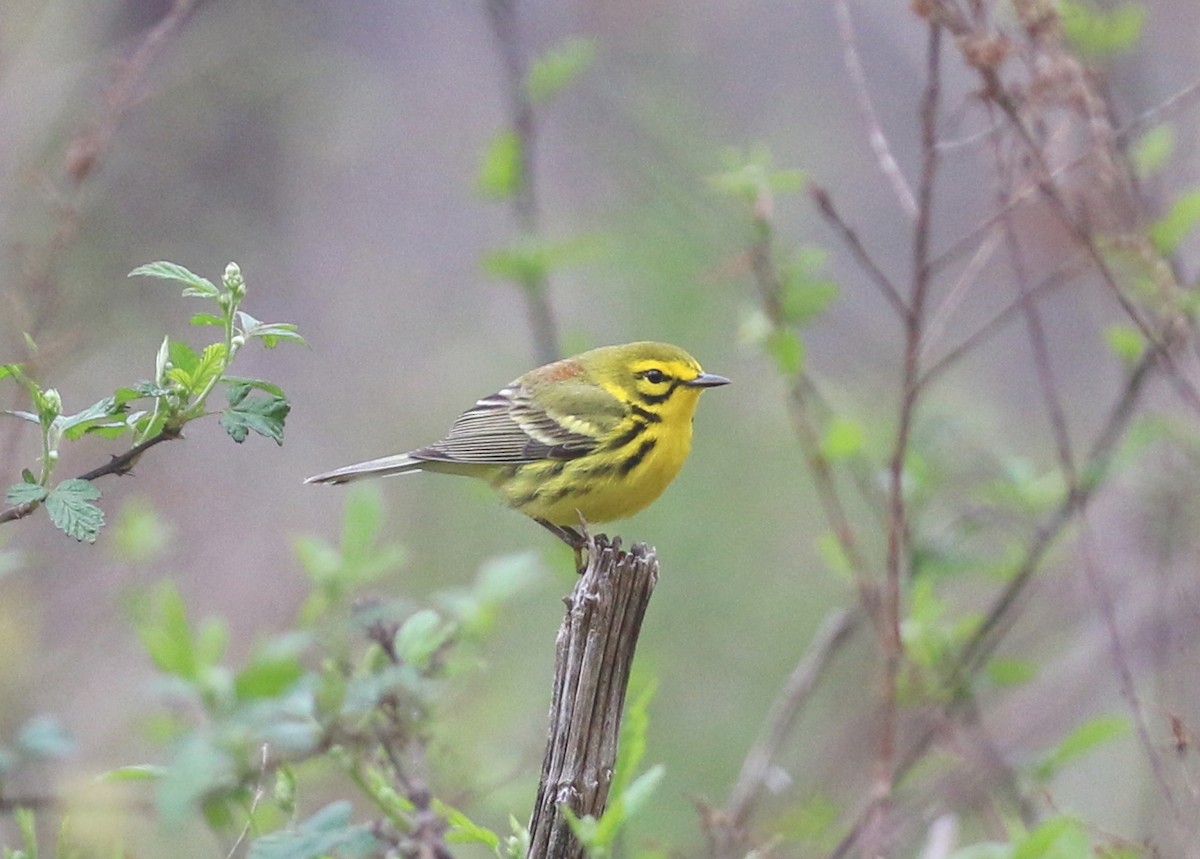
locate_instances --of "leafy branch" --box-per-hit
[0,261,304,541]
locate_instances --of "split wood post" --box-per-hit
[526,536,660,859]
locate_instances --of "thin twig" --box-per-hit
[1076,528,1180,816]
[830,348,1155,859]
[877,24,942,853]
[723,607,862,833]
[747,203,874,588]
[809,185,908,319]
[919,251,1088,386]
[834,0,918,219]
[0,427,181,525]
[483,0,561,365]
[226,744,270,859]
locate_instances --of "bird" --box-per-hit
[305,341,728,551]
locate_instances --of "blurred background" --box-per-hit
[2,0,1200,855]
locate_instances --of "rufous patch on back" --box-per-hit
[535,358,586,383]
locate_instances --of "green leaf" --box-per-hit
[220,388,290,445]
[157,733,236,825]
[129,261,219,298]
[435,800,502,850]
[220,376,287,399]
[478,129,523,199]
[525,36,596,104]
[1035,714,1128,781]
[710,145,806,203]
[5,483,48,506]
[248,801,378,859]
[778,248,839,324]
[1149,189,1200,255]
[234,638,308,700]
[98,764,168,782]
[235,312,307,348]
[0,409,41,425]
[1060,0,1145,58]
[1131,125,1174,178]
[987,657,1038,687]
[765,329,804,376]
[821,417,864,461]
[393,609,455,671]
[134,582,210,681]
[481,234,599,284]
[56,396,126,441]
[167,339,200,376]
[155,335,171,386]
[1104,324,1144,365]
[111,499,172,563]
[0,363,22,382]
[1013,817,1090,859]
[189,313,225,327]
[44,479,103,542]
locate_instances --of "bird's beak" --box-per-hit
[684,372,731,388]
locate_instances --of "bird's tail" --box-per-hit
[304,453,424,485]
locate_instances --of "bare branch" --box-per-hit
[483,0,561,365]
[834,0,918,219]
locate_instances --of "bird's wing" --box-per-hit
[410,381,623,465]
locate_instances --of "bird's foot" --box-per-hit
[536,516,603,574]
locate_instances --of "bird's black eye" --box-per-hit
[642,368,667,384]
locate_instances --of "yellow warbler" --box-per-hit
[306,341,728,543]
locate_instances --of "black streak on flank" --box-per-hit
[606,420,648,451]
[619,437,657,475]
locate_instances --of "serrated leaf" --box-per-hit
[5,483,48,506]
[221,376,287,399]
[1149,190,1200,255]
[44,479,103,542]
[525,36,596,104]
[248,800,377,859]
[129,261,219,297]
[478,129,523,199]
[220,392,290,445]
[189,313,225,327]
[193,342,227,392]
[167,339,200,375]
[236,312,306,348]
[56,396,124,441]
